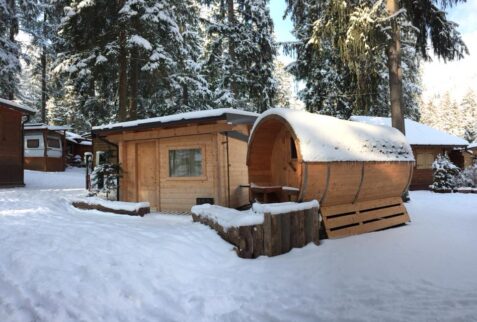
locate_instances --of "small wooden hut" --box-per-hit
[248,108,414,238]
[65,131,92,166]
[0,98,35,187]
[24,124,69,172]
[350,116,469,190]
[92,109,258,212]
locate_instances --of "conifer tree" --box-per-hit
[202,0,277,112]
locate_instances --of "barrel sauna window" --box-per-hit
[169,148,203,177]
[290,137,297,160]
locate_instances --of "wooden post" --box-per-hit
[281,212,291,253]
[312,207,320,245]
[264,213,282,256]
[252,225,264,258]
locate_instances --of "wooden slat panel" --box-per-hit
[358,205,406,222]
[321,197,411,239]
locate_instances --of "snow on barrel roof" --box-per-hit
[0,98,36,114]
[93,108,258,131]
[252,108,414,162]
[350,116,468,147]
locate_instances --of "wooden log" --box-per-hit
[264,213,282,256]
[72,201,150,217]
[280,213,291,253]
[238,226,254,258]
[291,211,306,248]
[252,225,264,258]
[304,209,313,244]
[312,207,320,245]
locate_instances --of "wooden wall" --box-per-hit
[0,107,24,186]
[102,121,251,212]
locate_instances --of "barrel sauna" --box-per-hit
[247,108,415,238]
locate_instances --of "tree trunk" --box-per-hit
[117,0,128,122]
[128,48,138,121]
[227,0,238,97]
[41,49,47,123]
[386,0,405,134]
[41,11,47,123]
[7,0,17,100]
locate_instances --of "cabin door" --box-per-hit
[136,141,159,209]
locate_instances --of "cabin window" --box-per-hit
[169,148,202,177]
[47,137,61,149]
[416,153,434,169]
[27,139,40,148]
[290,137,298,159]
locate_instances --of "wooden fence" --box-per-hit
[192,207,320,258]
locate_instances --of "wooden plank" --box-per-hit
[325,213,358,229]
[304,209,313,244]
[358,205,406,222]
[312,207,320,245]
[281,213,291,253]
[291,211,306,248]
[263,213,273,256]
[358,213,410,234]
[252,225,264,258]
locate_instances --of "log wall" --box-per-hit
[192,207,320,258]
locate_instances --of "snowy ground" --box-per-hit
[1,169,477,322]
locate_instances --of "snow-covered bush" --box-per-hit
[455,162,477,188]
[91,163,121,199]
[430,154,460,192]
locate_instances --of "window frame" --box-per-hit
[47,136,62,150]
[166,145,206,180]
[416,152,435,170]
[27,139,40,148]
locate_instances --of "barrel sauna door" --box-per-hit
[136,141,159,209]
[271,128,301,189]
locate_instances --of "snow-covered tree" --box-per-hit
[283,0,422,120]
[461,89,477,142]
[202,0,277,112]
[273,59,293,108]
[430,153,460,192]
[54,0,208,129]
[0,0,21,99]
[300,0,466,130]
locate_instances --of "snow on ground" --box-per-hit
[1,170,477,321]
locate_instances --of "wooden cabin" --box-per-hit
[248,108,414,238]
[92,109,258,212]
[65,131,92,166]
[0,98,35,187]
[350,116,469,190]
[24,124,69,172]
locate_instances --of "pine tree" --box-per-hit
[0,0,20,99]
[461,89,477,142]
[202,0,277,112]
[304,0,467,131]
[283,0,422,120]
[54,0,208,129]
[430,153,460,192]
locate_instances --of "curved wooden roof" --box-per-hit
[250,108,414,162]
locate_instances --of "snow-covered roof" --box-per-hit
[350,116,469,147]
[65,131,92,145]
[0,98,36,114]
[252,108,414,162]
[468,142,477,150]
[25,123,71,131]
[93,108,259,132]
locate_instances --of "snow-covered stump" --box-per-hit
[191,201,319,258]
[72,197,150,217]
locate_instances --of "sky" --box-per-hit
[269,0,477,102]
